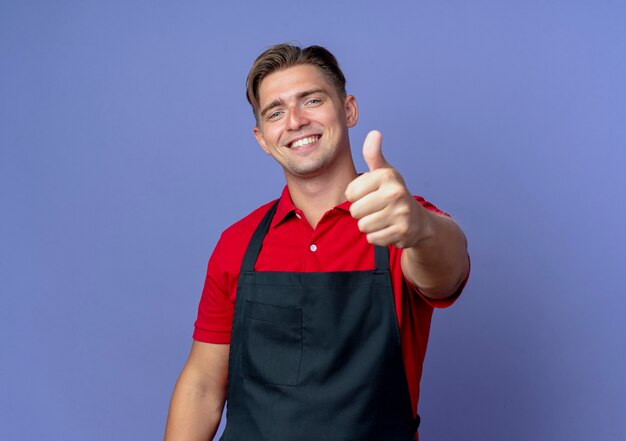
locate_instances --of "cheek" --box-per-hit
[265,128,282,145]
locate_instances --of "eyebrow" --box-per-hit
[260,88,328,118]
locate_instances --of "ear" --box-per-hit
[253,126,271,155]
[344,95,358,128]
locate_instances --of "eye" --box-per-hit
[306,98,322,106]
[267,110,283,121]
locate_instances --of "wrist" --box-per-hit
[406,202,435,249]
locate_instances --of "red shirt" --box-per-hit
[194,186,465,416]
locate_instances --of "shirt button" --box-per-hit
[310,244,317,252]
[296,213,302,219]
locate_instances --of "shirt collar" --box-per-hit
[271,186,353,228]
[270,186,296,228]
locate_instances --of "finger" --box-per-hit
[365,225,398,247]
[365,225,404,247]
[356,209,394,234]
[363,130,389,172]
[345,171,380,202]
[349,191,388,219]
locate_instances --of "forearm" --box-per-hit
[164,367,225,441]
[164,342,229,441]
[401,209,469,299]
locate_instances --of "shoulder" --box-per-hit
[220,199,276,244]
[206,199,277,290]
[212,199,277,267]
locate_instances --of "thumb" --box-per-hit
[362,130,389,171]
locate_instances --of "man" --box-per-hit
[164,44,469,441]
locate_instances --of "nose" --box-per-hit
[286,106,310,131]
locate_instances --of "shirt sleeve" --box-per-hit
[193,234,235,344]
[406,196,470,309]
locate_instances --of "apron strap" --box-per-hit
[240,199,390,272]
[373,242,390,271]
[240,200,279,273]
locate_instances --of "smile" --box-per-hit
[289,135,320,148]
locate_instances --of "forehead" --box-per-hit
[257,64,336,106]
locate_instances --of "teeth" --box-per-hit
[290,136,319,148]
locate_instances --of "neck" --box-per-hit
[285,157,357,228]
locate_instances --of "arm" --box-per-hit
[399,208,468,299]
[164,341,230,441]
[346,130,469,299]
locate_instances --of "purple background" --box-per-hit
[2,1,625,440]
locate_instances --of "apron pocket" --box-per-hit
[242,300,303,387]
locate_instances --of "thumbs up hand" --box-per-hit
[345,130,425,249]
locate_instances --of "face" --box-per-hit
[253,64,358,179]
